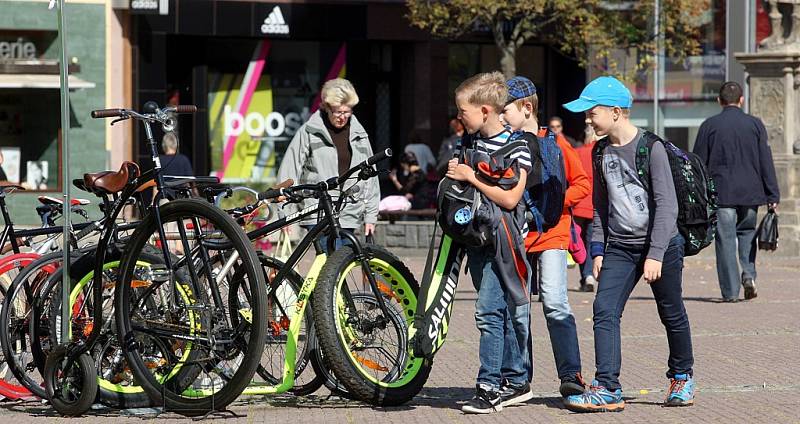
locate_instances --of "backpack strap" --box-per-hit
[592,137,610,188]
[634,131,664,194]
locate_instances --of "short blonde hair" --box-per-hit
[162,132,178,152]
[510,94,539,119]
[455,71,507,113]
[321,78,359,109]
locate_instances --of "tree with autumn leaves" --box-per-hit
[406,1,710,79]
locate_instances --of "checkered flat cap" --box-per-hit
[506,76,537,103]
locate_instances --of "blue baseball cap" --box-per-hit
[506,76,537,103]
[563,76,633,112]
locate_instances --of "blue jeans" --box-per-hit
[467,249,529,390]
[575,217,594,281]
[714,206,758,300]
[302,226,354,254]
[529,249,582,379]
[593,235,693,391]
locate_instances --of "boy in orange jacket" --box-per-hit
[502,76,591,400]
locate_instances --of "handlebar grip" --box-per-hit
[175,105,197,113]
[91,108,124,118]
[258,188,284,201]
[366,148,392,166]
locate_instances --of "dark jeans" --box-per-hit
[593,235,693,391]
[714,206,758,300]
[575,217,594,281]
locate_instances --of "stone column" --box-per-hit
[735,53,800,155]
[735,3,800,255]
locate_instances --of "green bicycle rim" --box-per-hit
[334,258,422,388]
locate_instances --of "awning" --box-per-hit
[0,74,95,89]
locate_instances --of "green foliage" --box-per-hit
[406,0,709,79]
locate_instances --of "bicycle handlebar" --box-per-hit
[366,148,392,167]
[91,108,124,118]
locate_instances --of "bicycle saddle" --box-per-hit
[83,161,141,194]
[0,181,25,194]
[38,195,91,206]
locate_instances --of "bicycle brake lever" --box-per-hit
[110,116,129,126]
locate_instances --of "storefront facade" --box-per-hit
[0,0,108,224]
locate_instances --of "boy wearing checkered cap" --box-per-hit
[502,76,592,402]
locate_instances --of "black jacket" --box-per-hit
[693,106,780,207]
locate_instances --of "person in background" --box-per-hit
[549,116,579,148]
[573,124,600,292]
[388,152,435,210]
[692,81,780,302]
[277,78,379,249]
[437,117,465,176]
[404,129,436,174]
[158,132,194,200]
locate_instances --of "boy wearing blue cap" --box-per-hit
[561,76,695,412]
[447,71,533,414]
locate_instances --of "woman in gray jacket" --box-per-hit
[277,78,379,245]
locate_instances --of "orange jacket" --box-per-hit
[525,130,591,252]
[573,140,595,220]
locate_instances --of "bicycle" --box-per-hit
[44,102,267,417]
[193,148,431,404]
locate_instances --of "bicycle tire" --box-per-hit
[44,344,97,417]
[115,198,267,416]
[0,251,65,398]
[46,251,199,409]
[312,244,431,406]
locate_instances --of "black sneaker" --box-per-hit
[462,385,503,414]
[743,278,757,300]
[560,372,587,397]
[499,381,533,407]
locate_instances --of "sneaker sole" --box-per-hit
[564,401,625,413]
[500,390,534,407]
[462,404,503,414]
[664,399,694,407]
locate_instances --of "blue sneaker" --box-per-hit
[563,380,624,413]
[665,374,695,406]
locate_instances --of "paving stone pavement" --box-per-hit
[1,250,797,423]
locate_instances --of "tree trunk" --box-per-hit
[499,46,517,79]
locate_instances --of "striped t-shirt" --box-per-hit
[454,129,533,234]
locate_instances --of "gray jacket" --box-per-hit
[276,111,380,229]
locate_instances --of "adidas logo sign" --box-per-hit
[261,6,290,35]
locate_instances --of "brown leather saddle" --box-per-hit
[82,161,141,195]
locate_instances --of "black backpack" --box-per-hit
[436,134,527,248]
[594,131,718,256]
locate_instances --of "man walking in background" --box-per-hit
[693,81,780,302]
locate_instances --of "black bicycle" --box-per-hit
[43,102,267,417]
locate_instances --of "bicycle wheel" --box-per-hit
[246,254,323,396]
[47,251,198,409]
[313,244,431,406]
[0,253,41,296]
[0,251,64,398]
[115,198,267,416]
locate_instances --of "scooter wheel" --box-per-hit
[44,344,98,417]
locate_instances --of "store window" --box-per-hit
[0,31,94,191]
[208,39,346,184]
